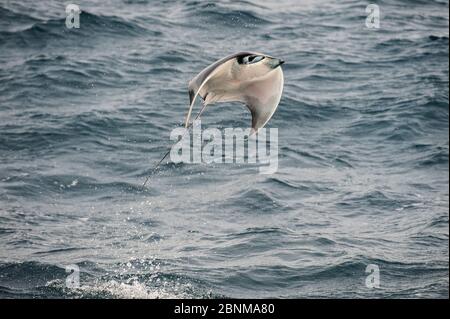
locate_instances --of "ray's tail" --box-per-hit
[141,102,208,188]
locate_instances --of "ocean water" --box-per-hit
[0,0,448,299]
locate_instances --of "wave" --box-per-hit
[0,9,154,48]
[183,2,271,28]
[220,188,287,214]
[206,256,449,298]
[0,260,190,299]
[1,173,149,200]
[265,176,334,194]
[0,6,40,33]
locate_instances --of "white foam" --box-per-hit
[78,280,182,299]
[46,278,186,299]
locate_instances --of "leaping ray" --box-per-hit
[142,52,285,187]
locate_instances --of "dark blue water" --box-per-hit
[0,0,448,298]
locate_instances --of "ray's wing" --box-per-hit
[185,52,255,128]
[242,67,284,134]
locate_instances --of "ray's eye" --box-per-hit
[248,55,264,63]
[238,55,265,64]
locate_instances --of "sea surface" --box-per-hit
[0,0,448,298]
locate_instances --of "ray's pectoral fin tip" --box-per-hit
[143,52,284,185]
